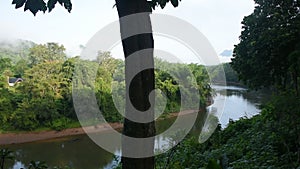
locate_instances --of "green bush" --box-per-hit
[156,94,300,168]
[51,117,70,131]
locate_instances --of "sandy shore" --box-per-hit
[0,110,199,145]
[0,123,123,145]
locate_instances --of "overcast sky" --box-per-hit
[0,0,255,64]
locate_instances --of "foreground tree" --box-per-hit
[231,0,300,95]
[12,0,181,168]
[0,149,14,169]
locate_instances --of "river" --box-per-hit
[210,85,267,128]
[1,85,267,169]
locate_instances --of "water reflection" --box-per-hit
[2,85,266,169]
[4,135,116,169]
[198,85,265,143]
[210,85,265,128]
[3,115,203,169]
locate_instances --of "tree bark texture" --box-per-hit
[115,1,155,169]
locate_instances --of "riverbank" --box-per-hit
[156,95,300,169]
[0,122,123,145]
[0,110,199,145]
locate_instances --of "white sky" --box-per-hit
[0,0,255,64]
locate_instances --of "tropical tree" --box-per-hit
[13,59,30,77]
[0,88,15,130]
[0,58,12,73]
[0,149,14,169]
[0,58,12,88]
[231,0,300,95]
[28,43,66,66]
[12,0,182,168]
[14,60,74,129]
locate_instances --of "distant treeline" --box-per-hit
[206,63,242,86]
[0,40,211,131]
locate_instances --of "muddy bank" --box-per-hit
[0,110,199,145]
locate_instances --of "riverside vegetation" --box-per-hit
[0,40,211,132]
[1,0,300,168]
[155,0,300,168]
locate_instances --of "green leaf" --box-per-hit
[57,0,64,5]
[171,0,179,7]
[148,1,157,10]
[12,0,72,15]
[63,0,72,13]
[57,0,72,13]
[24,0,47,15]
[12,0,26,9]
[47,0,58,12]
[159,0,167,9]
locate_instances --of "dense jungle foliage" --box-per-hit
[1,0,300,168]
[155,0,300,168]
[155,94,300,169]
[0,40,211,132]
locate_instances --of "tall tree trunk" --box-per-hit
[115,0,155,169]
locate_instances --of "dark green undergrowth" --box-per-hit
[1,94,299,169]
[155,94,300,169]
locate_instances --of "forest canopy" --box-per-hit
[0,40,212,131]
[231,0,300,94]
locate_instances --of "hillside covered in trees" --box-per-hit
[206,63,241,86]
[0,40,212,132]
